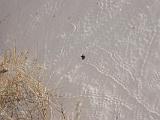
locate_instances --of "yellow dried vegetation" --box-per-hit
[0,48,82,120]
[0,48,51,120]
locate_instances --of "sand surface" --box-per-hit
[1,0,160,119]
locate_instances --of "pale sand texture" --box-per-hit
[1,0,160,120]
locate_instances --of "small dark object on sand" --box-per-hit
[81,54,85,60]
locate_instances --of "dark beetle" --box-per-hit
[81,54,85,60]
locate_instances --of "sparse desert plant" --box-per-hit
[0,48,51,120]
[0,48,82,120]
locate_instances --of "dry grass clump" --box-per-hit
[0,48,82,120]
[0,49,50,120]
